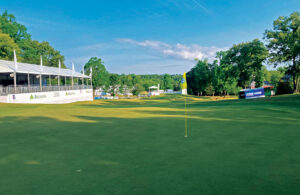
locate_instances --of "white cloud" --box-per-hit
[118,38,227,62]
[118,38,170,49]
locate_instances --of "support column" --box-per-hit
[72,76,74,89]
[14,71,17,93]
[40,74,42,91]
[58,75,60,90]
[49,75,52,87]
[28,73,30,93]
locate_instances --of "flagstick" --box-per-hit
[185,95,188,138]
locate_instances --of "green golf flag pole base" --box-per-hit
[182,72,188,138]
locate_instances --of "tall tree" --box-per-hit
[84,57,109,88]
[0,11,65,67]
[19,40,65,67]
[0,31,20,60]
[187,60,210,96]
[162,74,173,89]
[109,74,120,96]
[224,39,268,88]
[215,51,238,95]
[0,11,31,43]
[264,12,300,92]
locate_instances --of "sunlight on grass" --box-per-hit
[0,101,229,123]
[0,94,299,194]
[0,97,230,123]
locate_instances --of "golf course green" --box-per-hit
[0,94,300,194]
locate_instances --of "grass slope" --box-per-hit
[0,94,300,194]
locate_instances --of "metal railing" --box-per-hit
[0,85,92,96]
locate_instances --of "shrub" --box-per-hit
[276,82,293,95]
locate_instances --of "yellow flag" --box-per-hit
[181,72,187,95]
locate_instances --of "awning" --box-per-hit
[0,59,90,78]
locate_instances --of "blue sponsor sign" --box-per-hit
[244,88,265,99]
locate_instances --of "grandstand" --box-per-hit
[0,54,93,104]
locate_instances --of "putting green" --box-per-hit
[0,94,299,194]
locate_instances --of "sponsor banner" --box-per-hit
[7,89,93,104]
[244,88,265,99]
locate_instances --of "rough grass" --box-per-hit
[0,94,300,194]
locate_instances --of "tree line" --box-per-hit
[84,57,182,95]
[187,12,300,95]
[0,10,182,95]
[1,10,299,96]
[0,11,65,68]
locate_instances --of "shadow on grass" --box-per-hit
[0,94,300,194]
[0,108,300,194]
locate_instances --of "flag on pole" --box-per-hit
[58,60,61,74]
[181,72,187,95]
[72,63,75,75]
[13,49,18,71]
[40,56,43,72]
[182,72,188,138]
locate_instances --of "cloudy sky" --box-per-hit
[1,0,299,74]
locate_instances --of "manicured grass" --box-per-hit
[0,94,300,194]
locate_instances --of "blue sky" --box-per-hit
[1,0,299,74]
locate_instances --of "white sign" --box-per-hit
[6,89,93,104]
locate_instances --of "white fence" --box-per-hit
[0,85,91,96]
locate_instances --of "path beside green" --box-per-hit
[0,95,299,194]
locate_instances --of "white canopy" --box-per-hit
[0,59,90,78]
[149,86,158,89]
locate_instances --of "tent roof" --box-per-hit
[149,86,158,89]
[0,59,90,78]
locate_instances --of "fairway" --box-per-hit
[0,95,300,194]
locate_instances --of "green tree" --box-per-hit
[109,74,120,96]
[84,57,109,89]
[0,11,65,67]
[216,51,239,96]
[264,12,300,93]
[187,60,210,96]
[162,74,173,89]
[132,84,144,96]
[263,66,284,91]
[224,39,268,88]
[125,74,133,88]
[19,40,65,67]
[0,31,20,60]
[172,74,182,91]
[0,11,31,43]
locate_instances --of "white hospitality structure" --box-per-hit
[0,51,93,104]
[148,84,161,96]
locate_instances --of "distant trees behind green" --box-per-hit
[0,11,65,67]
[86,12,299,96]
[83,56,182,93]
[1,10,299,95]
[187,12,299,95]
